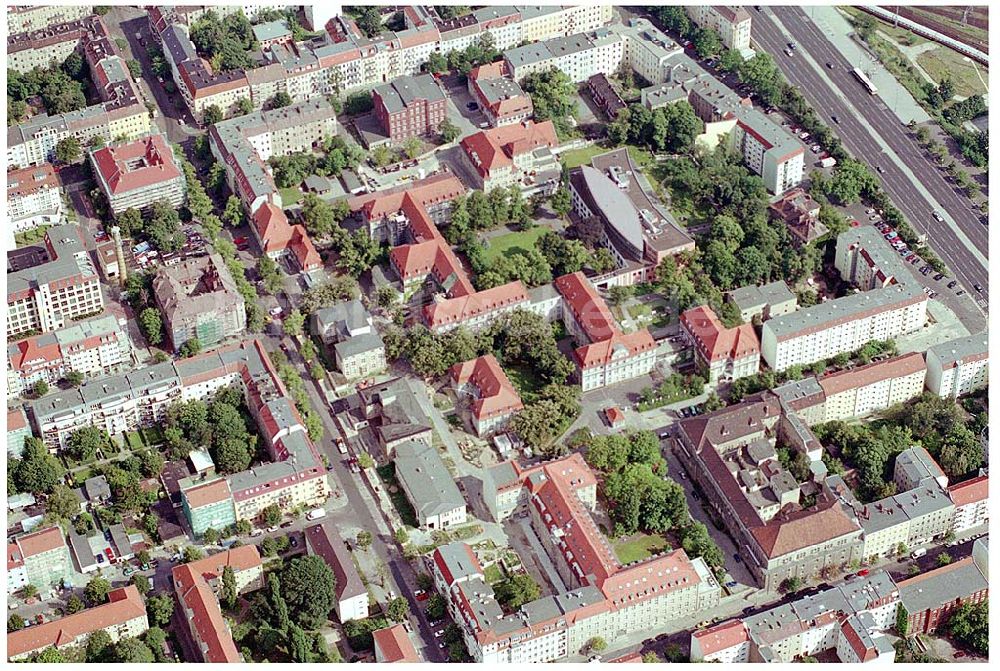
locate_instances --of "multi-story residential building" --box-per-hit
[504,29,624,83]
[152,252,247,351]
[7,225,104,338]
[13,526,74,593]
[555,272,657,391]
[373,624,420,663]
[7,314,132,396]
[6,586,148,661]
[690,572,899,663]
[7,164,63,238]
[89,134,186,216]
[180,477,237,538]
[311,300,386,380]
[172,546,264,663]
[569,149,694,285]
[353,171,465,245]
[761,283,927,372]
[8,408,31,458]
[305,521,369,622]
[731,109,805,195]
[468,62,534,127]
[948,474,988,534]
[897,548,988,635]
[727,280,798,323]
[894,446,948,492]
[924,333,989,398]
[372,74,448,142]
[450,354,523,436]
[686,6,753,52]
[7,543,29,595]
[394,440,467,530]
[675,397,865,591]
[6,4,93,34]
[209,98,337,214]
[460,120,560,194]
[817,352,926,422]
[587,73,626,120]
[835,225,910,290]
[853,477,954,561]
[249,202,322,271]
[439,453,721,663]
[7,16,151,168]
[680,305,760,385]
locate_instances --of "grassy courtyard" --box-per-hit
[279,186,302,207]
[560,144,610,169]
[505,362,546,398]
[613,533,672,565]
[480,226,550,263]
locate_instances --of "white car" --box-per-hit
[306,508,326,521]
[250,529,264,538]
[266,525,279,533]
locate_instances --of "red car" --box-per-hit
[233,236,249,250]
[857,569,870,577]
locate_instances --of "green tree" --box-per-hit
[283,308,305,337]
[178,338,202,358]
[132,574,151,596]
[439,117,460,143]
[114,636,155,663]
[236,97,254,116]
[494,574,540,610]
[66,593,86,614]
[55,136,82,164]
[262,504,282,527]
[426,593,447,620]
[779,576,802,594]
[584,636,607,655]
[46,483,83,521]
[386,596,410,622]
[146,592,175,627]
[86,629,113,662]
[33,647,66,662]
[32,379,49,397]
[7,614,24,632]
[85,576,112,605]
[402,136,422,160]
[270,91,292,109]
[281,555,337,628]
[222,195,244,227]
[356,530,373,551]
[14,438,66,494]
[203,104,224,126]
[692,27,722,58]
[946,601,987,656]
[550,187,571,218]
[139,307,163,346]
[221,565,238,610]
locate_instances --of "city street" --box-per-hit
[752,7,988,320]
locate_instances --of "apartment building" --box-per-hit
[305,521,369,622]
[152,252,247,351]
[7,164,63,237]
[761,283,927,372]
[450,354,523,436]
[727,280,798,323]
[924,333,989,398]
[894,446,948,492]
[12,526,74,593]
[674,397,865,591]
[7,314,132,396]
[424,282,531,334]
[6,4,93,34]
[311,300,386,380]
[460,120,560,194]
[7,224,104,338]
[587,73,627,120]
[555,272,657,391]
[835,226,910,290]
[468,62,534,127]
[732,110,805,195]
[181,477,237,538]
[897,549,988,635]
[691,572,899,663]
[394,440,468,530]
[686,6,753,52]
[818,352,926,422]
[769,188,826,245]
[7,543,29,595]
[372,74,448,141]
[948,474,988,534]
[853,477,954,561]
[569,149,694,284]
[209,97,337,214]
[8,408,31,458]
[340,376,433,456]
[7,16,151,168]
[504,29,624,83]
[373,624,420,663]
[173,546,264,663]
[438,454,721,663]
[353,171,465,245]
[680,305,761,385]
[250,203,322,271]
[6,586,148,662]
[89,134,186,216]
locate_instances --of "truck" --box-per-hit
[911,548,927,559]
[306,508,327,521]
[819,156,837,168]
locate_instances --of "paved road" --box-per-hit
[753,7,988,314]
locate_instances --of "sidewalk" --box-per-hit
[803,6,931,125]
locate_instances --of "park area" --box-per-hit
[613,532,671,565]
[480,226,549,264]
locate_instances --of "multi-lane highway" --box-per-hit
[752,7,988,313]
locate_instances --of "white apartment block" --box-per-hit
[948,475,988,534]
[7,164,63,236]
[7,4,92,33]
[925,333,988,398]
[686,6,753,52]
[761,284,927,371]
[733,117,805,195]
[504,31,624,84]
[818,352,926,422]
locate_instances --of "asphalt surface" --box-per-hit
[752,7,988,311]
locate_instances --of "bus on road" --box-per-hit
[851,67,879,95]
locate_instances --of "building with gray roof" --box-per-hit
[372,74,447,142]
[897,555,987,634]
[393,440,467,530]
[925,332,989,399]
[728,280,798,323]
[894,447,947,491]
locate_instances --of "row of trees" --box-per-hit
[190,9,258,73]
[607,101,704,155]
[443,187,533,243]
[423,33,500,76]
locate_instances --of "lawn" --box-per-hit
[559,144,609,169]
[484,563,504,585]
[279,187,302,207]
[15,224,52,249]
[480,226,550,263]
[376,463,419,528]
[916,46,989,98]
[613,533,672,565]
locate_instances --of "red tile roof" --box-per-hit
[424,280,528,330]
[8,334,62,372]
[8,407,28,431]
[948,474,988,507]
[16,526,65,558]
[840,615,877,662]
[574,331,657,370]
[680,305,760,363]
[91,135,181,195]
[252,202,293,255]
[352,173,465,221]
[7,163,59,199]
[182,545,262,581]
[450,354,523,422]
[289,225,321,270]
[692,620,749,657]
[604,406,625,426]
[373,624,419,663]
[818,352,925,397]
[468,61,508,81]
[460,120,558,178]
[6,586,146,659]
[183,478,232,509]
[8,543,24,571]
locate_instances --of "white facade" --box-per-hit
[686,6,752,52]
[953,497,988,534]
[580,346,658,392]
[8,276,105,339]
[821,365,926,422]
[7,561,28,595]
[339,590,369,623]
[925,336,988,399]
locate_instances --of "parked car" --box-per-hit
[934,273,944,281]
[250,529,264,538]
[948,281,958,289]
[956,290,966,296]
[974,283,983,293]
[932,211,944,222]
